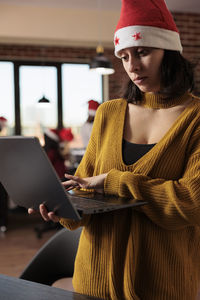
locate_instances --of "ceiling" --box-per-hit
[0,0,200,13]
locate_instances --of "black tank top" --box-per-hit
[122,139,156,165]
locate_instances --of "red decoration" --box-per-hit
[114,36,120,45]
[0,116,7,123]
[132,32,142,41]
[59,128,74,142]
[88,100,99,111]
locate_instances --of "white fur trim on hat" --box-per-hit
[88,109,97,117]
[44,128,59,142]
[114,25,182,57]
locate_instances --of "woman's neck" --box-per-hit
[140,92,190,109]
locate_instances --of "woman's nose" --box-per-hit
[128,57,140,73]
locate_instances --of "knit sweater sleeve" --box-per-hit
[104,135,200,230]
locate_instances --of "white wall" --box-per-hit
[0,3,120,47]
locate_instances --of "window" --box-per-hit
[19,65,57,136]
[0,60,103,146]
[62,64,102,129]
[0,62,15,135]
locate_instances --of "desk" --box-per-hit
[0,274,104,300]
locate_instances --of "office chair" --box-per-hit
[20,227,82,287]
[0,182,8,232]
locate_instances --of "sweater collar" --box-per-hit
[141,92,189,109]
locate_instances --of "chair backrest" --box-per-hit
[20,227,82,285]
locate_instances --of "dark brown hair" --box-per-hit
[122,50,195,103]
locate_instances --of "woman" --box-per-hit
[29,0,200,299]
[80,100,100,148]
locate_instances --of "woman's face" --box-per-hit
[119,47,164,93]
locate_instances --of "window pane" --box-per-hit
[0,62,15,135]
[19,66,57,137]
[62,64,102,128]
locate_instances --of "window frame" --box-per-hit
[0,59,104,134]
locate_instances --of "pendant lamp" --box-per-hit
[37,47,51,105]
[89,0,115,75]
[37,95,51,107]
[90,45,115,75]
[38,95,50,104]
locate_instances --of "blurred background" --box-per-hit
[0,0,200,283]
[0,0,200,140]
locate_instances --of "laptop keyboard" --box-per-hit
[71,197,118,210]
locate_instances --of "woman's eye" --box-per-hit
[137,49,149,56]
[138,51,145,56]
[121,56,128,61]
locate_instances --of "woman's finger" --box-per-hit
[64,174,84,184]
[62,179,75,186]
[66,185,80,191]
[62,179,80,190]
[64,174,79,180]
[29,205,60,223]
[39,204,50,221]
[48,212,60,223]
[28,208,36,215]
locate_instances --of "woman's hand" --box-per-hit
[28,204,60,223]
[28,173,108,221]
[62,173,108,193]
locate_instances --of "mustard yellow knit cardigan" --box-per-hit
[60,94,200,300]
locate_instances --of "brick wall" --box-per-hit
[174,13,200,96]
[0,12,199,98]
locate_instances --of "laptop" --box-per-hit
[0,136,147,221]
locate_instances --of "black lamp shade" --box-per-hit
[38,96,50,104]
[90,53,115,75]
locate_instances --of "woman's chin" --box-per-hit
[137,85,160,94]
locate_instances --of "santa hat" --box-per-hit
[0,116,8,127]
[88,100,100,117]
[44,127,74,142]
[44,128,60,142]
[114,0,182,58]
[59,128,74,142]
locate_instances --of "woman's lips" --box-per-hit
[133,77,147,84]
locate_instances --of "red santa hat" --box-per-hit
[44,128,60,142]
[114,0,182,58]
[88,100,100,117]
[0,116,8,127]
[59,128,74,142]
[44,127,74,142]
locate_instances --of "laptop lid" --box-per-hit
[0,136,81,220]
[0,136,147,220]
